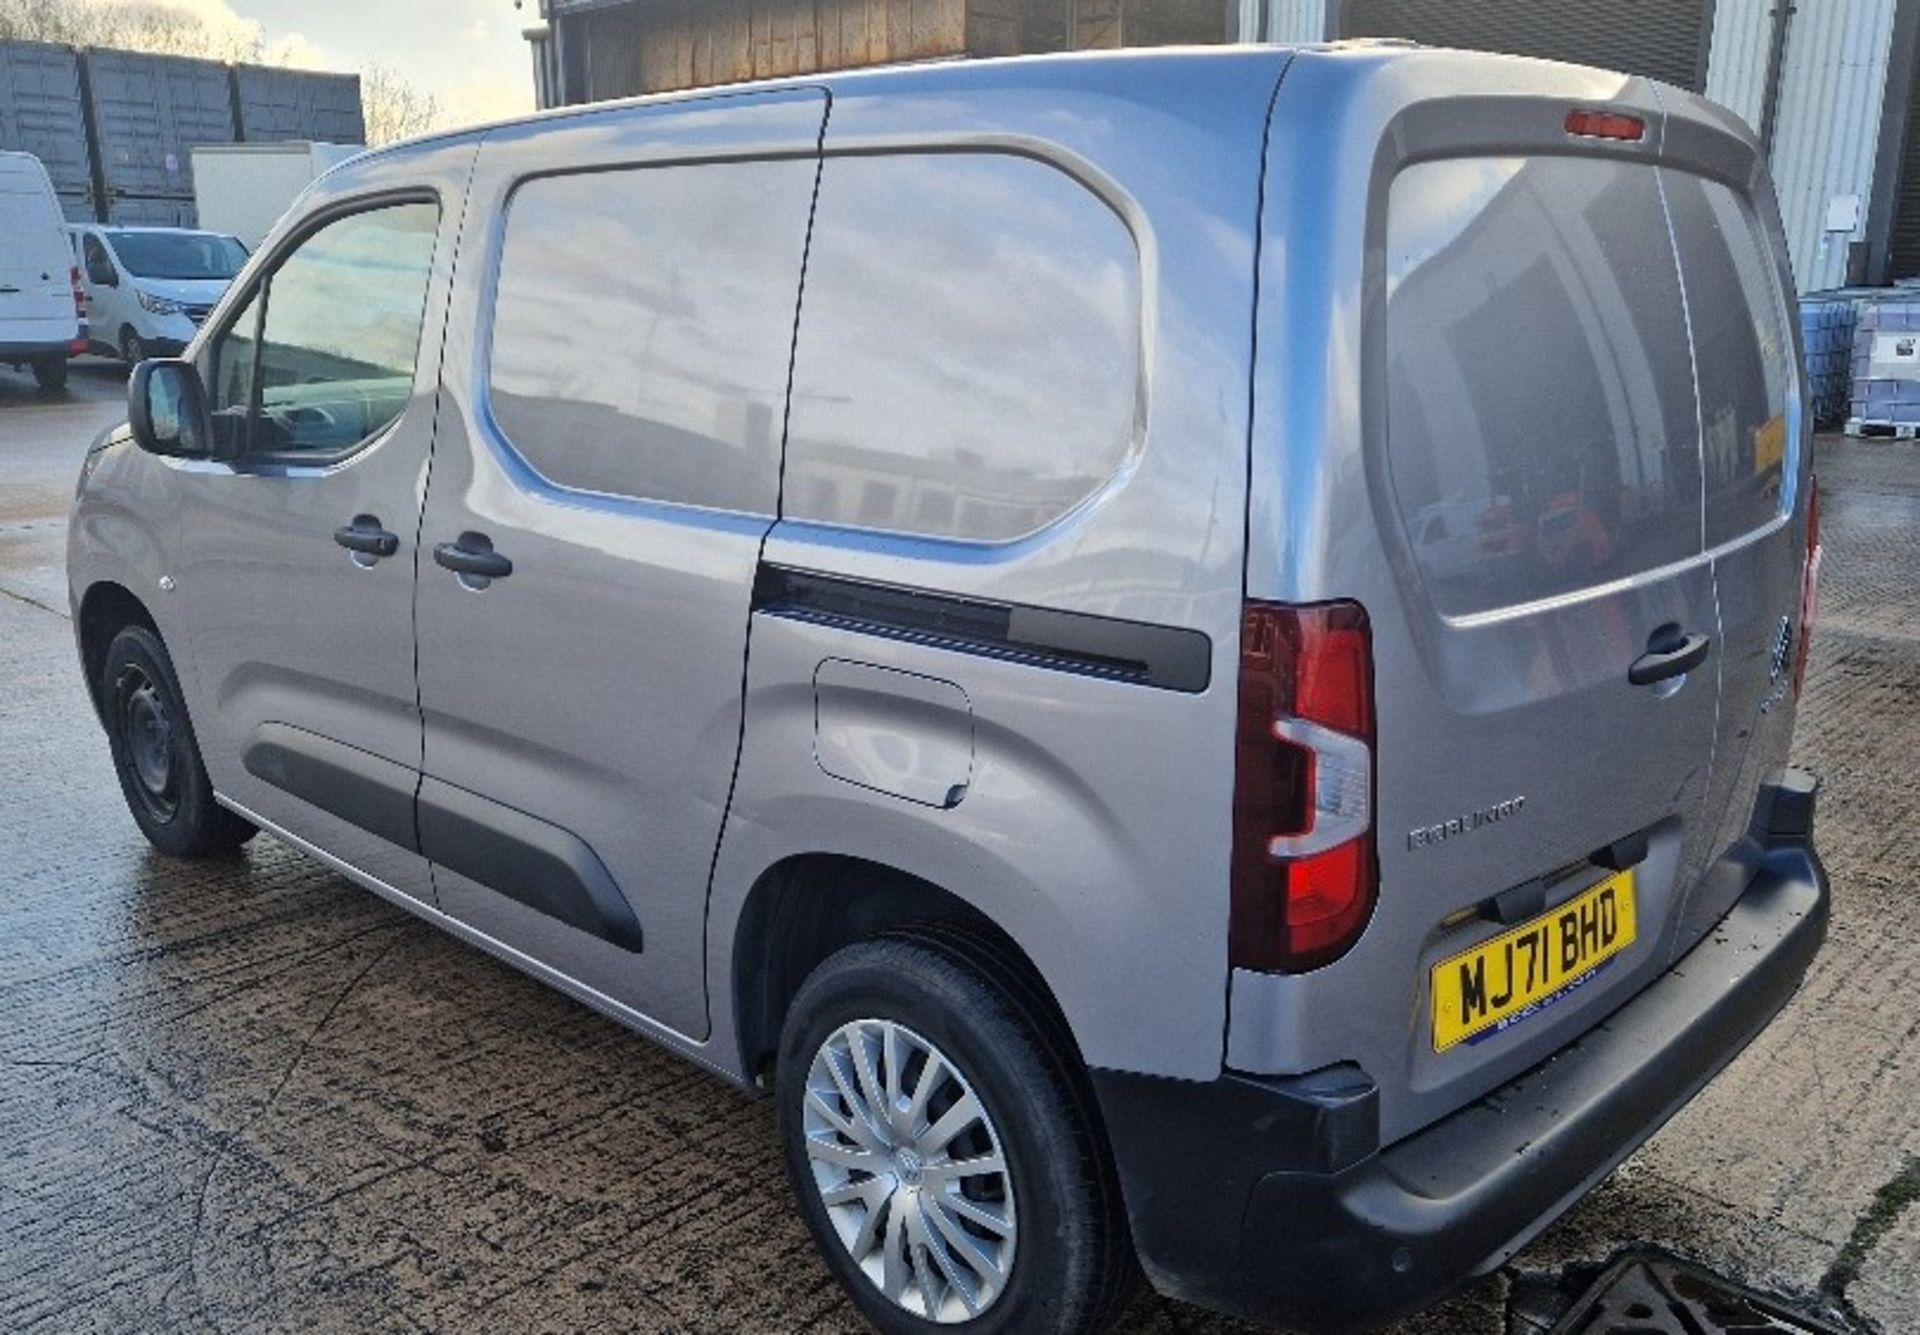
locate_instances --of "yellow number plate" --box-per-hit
[1431,869,1638,1053]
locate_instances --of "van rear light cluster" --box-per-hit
[1230,601,1378,973]
[69,265,87,356]
[1794,475,1822,698]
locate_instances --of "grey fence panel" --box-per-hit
[83,48,236,201]
[0,40,93,199]
[233,65,365,145]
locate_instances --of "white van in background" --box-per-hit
[0,151,82,392]
[70,225,248,365]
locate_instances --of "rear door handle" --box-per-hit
[434,532,513,581]
[1629,630,1711,685]
[334,515,400,559]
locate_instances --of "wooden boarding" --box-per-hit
[569,0,1229,97]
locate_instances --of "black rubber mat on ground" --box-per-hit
[1549,1253,1847,1334]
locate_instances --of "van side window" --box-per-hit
[83,235,116,285]
[207,200,439,457]
[486,159,818,514]
[1663,174,1796,546]
[784,153,1142,543]
[1383,156,1702,617]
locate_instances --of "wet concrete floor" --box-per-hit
[2,360,1916,1332]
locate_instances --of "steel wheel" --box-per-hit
[116,662,179,823]
[99,623,255,857]
[801,1018,1018,1323]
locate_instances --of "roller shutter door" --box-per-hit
[1342,0,1713,92]
[1890,48,1920,279]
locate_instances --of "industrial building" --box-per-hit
[524,0,1920,296]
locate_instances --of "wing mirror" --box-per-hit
[128,359,213,458]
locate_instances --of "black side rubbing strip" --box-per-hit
[752,565,1212,693]
[244,722,420,853]
[416,777,644,953]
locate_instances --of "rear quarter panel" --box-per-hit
[709,52,1290,1081]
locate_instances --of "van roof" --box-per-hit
[0,151,56,191]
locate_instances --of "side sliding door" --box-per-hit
[411,90,828,1041]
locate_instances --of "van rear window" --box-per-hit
[1383,157,1702,618]
[783,152,1141,544]
[1662,173,1796,546]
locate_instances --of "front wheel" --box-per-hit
[101,624,256,857]
[119,328,147,366]
[778,932,1136,1334]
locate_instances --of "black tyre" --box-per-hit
[778,931,1136,1335]
[31,356,67,392]
[101,624,255,857]
[118,328,146,366]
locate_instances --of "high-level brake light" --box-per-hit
[1565,109,1645,142]
[1230,601,1378,973]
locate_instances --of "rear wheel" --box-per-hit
[777,933,1135,1334]
[31,356,67,392]
[101,624,255,857]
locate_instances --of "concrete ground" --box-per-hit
[1,357,1916,1333]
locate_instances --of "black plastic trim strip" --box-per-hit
[417,777,643,954]
[243,722,420,853]
[752,565,1212,693]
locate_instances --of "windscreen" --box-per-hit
[1383,156,1702,618]
[106,230,247,281]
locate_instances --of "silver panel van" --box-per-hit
[69,43,1828,1332]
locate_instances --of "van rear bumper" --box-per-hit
[1092,830,1827,1330]
[0,339,74,360]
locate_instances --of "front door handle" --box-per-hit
[334,515,400,559]
[1629,627,1711,685]
[434,532,513,582]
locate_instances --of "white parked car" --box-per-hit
[0,150,84,391]
[68,223,247,364]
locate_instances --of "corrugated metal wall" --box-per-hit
[1766,0,1899,292]
[1703,0,1772,130]
[1263,0,1331,42]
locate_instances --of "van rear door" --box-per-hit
[1661,151,1810,950]
[1238,54,1742,1141]
[0,158,76,350]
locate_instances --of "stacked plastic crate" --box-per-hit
[1846,293,1920,438]
[1800,293,1857,429]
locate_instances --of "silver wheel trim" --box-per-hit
[802,1018,1017,1323]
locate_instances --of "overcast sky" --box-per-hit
[185,0,536,124]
